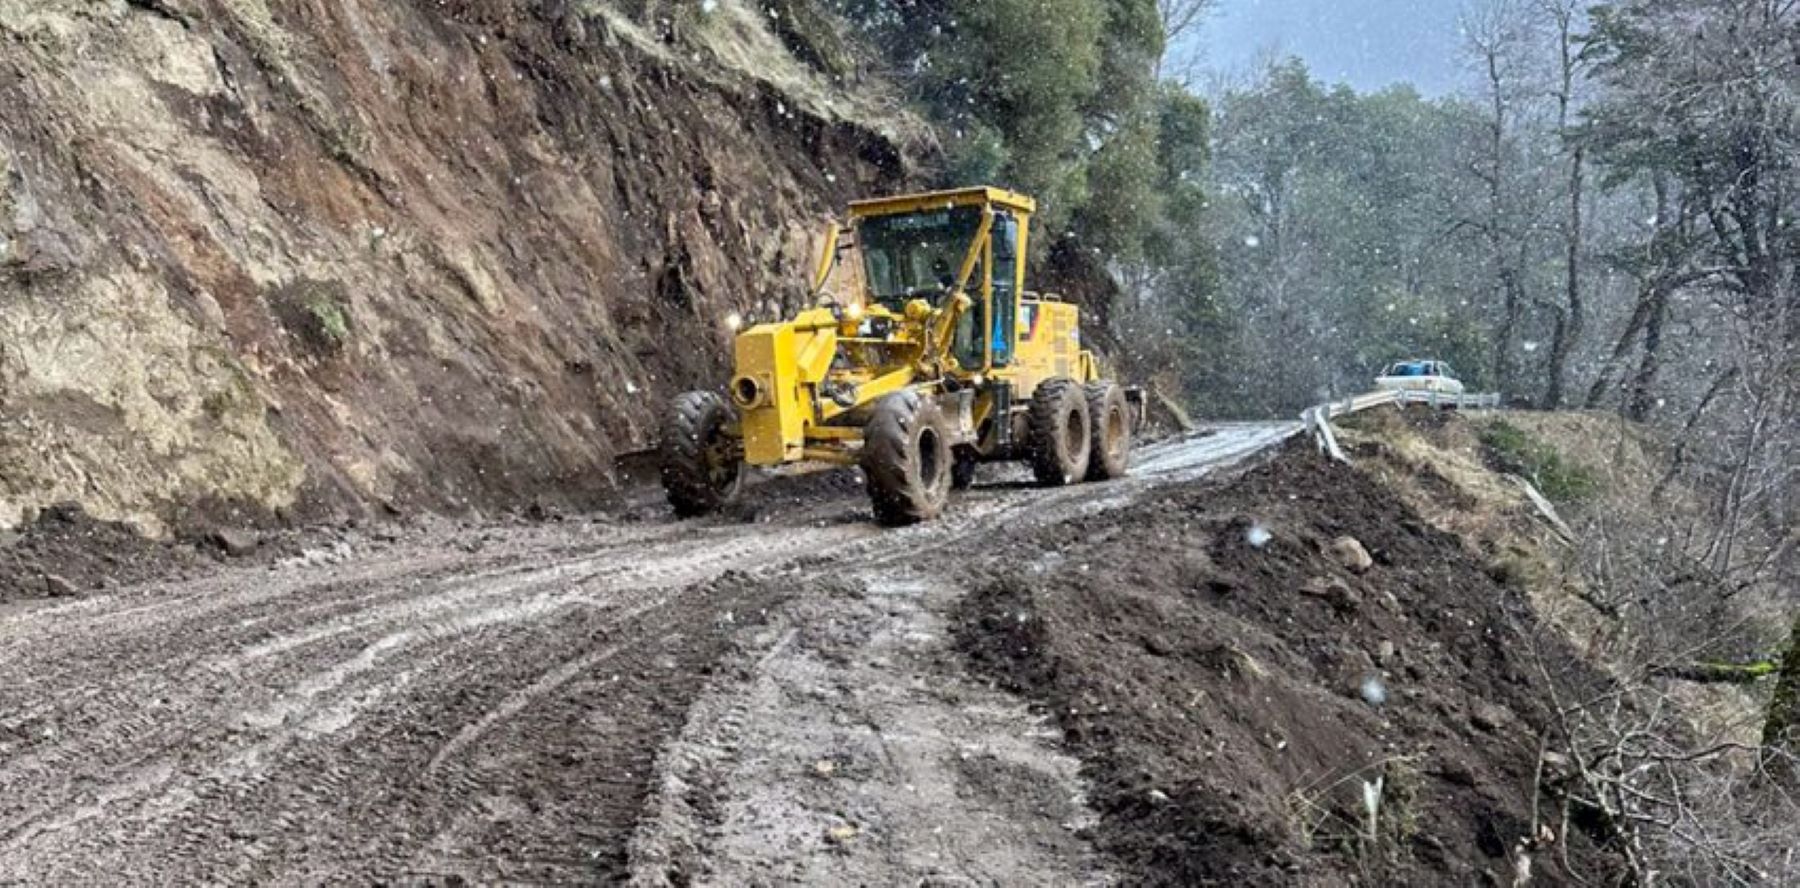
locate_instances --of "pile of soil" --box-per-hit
[955,441,1619,885]
[0,504,211,601]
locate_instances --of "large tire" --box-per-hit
[862,391,953,526]
[1084,381,1132,481]
[1027,377,1091,486]
[660,391,742,517]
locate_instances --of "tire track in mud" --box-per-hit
[0,423,1296,884]
[623,422,1302,886]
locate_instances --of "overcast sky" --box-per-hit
[1186,0,1470,96]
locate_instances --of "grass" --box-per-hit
[272,280,353,357]
[1478,419,1599,502]
[1288,755,1422,868]
[306,294,351,346]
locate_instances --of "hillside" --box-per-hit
[0,0,919,535]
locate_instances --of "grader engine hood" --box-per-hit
[730,308,840,465]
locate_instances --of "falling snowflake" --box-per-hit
[1360,677,1387,706]
[1246,522,1272,549]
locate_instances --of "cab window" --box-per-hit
[859,206,983,310]
[990,213,1019,367]
[951,253,987,369]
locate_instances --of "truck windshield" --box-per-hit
[858,206,983,308]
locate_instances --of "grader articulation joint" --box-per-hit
[660,186,1142,525]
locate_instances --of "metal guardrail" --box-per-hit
[1301,390,1502,463]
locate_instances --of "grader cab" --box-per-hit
[660,186,1142,525]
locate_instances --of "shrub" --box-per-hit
[1478,420,1598,501]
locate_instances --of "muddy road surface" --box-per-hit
[0,423,1295,884]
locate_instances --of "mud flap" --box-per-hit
[933,389,978,447]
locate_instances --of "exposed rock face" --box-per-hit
[0,0,914,533]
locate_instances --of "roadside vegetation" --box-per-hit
[1476,419,1598,502]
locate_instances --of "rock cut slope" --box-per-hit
[0,0,918,534]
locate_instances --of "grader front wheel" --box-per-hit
[660,391,743,517]
[862,391,953,526]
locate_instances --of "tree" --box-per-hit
[1539,0,1587,408]
[1152,0,1216,79]
[1070,0,1167,266]
[1460,0,1543,398]
[1584,0,1799,575]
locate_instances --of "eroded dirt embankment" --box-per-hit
[949,444,1617,886]
[0,0,915,536]
[608,428,1623,886]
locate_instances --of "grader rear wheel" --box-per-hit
[660,391,743,517]
[862,391,953,526]
[1084,381,1132,481]
[1027,377,1091,486]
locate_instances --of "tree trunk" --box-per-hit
[1545,147,1585,408]
[1584,283,1655,408]
[1624,278,1669,421]
[1483,45,1513,397]
[1545,0,1584,409]
[1496,266,1523,397]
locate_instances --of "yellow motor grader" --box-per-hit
[660,186,1141,525]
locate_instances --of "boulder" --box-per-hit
[1300,576,1361,613]
[211,529,261,558]
[1328,536,1374,573]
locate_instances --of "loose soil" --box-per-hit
[6,421,1625,885]
[0,423,1295,884]
[0,504,211,601]
[954,440,1618,885]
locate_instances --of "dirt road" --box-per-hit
[0,422,1295,884]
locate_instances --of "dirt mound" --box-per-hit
[955,441,1619,885]
[0,504,212,601]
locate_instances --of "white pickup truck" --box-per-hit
[1375,359,1465,395]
